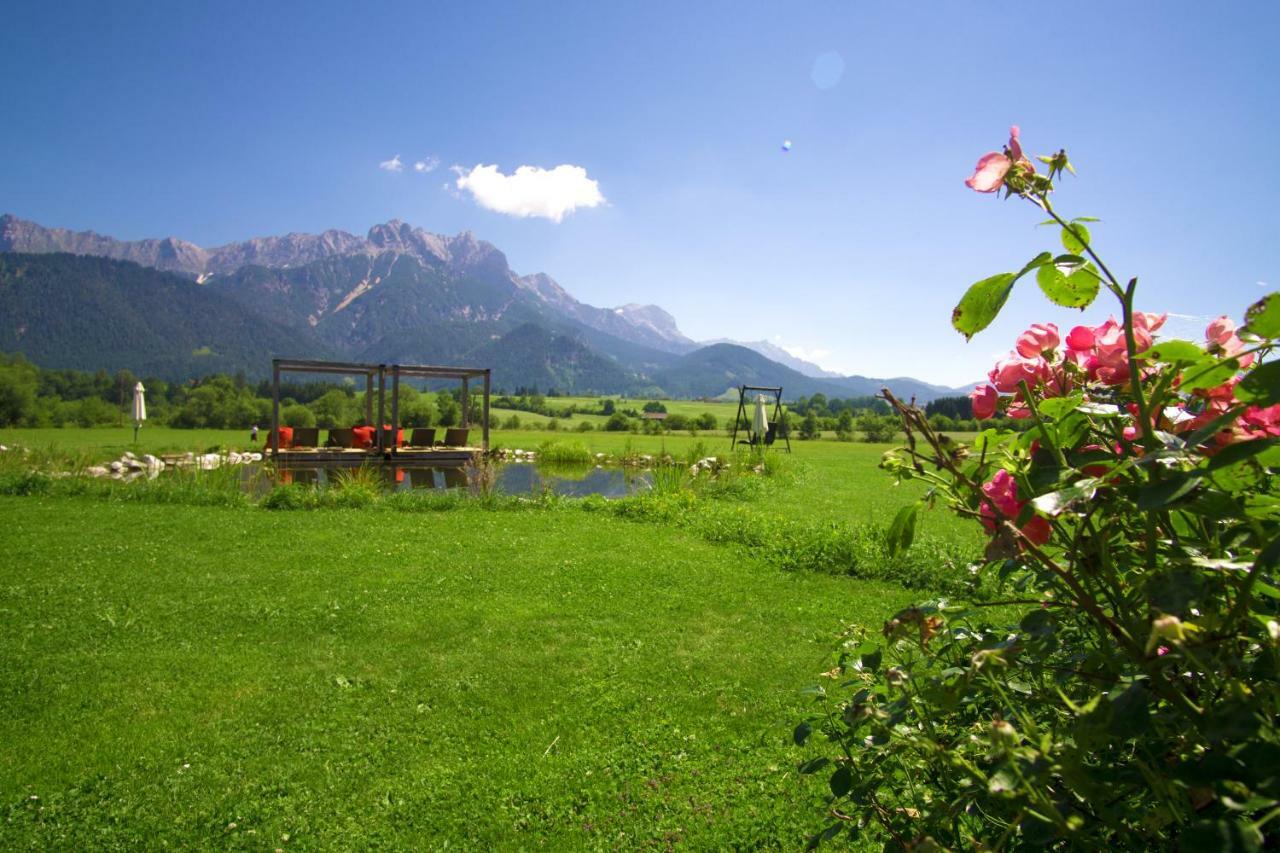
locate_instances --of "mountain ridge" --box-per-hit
[0,214,971,401]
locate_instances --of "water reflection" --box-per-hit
[267,462,650,499]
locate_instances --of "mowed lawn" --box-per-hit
[0,496,919,848]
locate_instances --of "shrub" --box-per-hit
[604,412,631,431]
[281,404,316,428]
[795,127,1280,849]
[855,412,897,442]
[798,410,820,440]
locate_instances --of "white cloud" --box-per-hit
[379,154,403,172]
[1259,280,1271,289]
[772,335,830,365]
[414,156,440,174]
[453,163,605,222]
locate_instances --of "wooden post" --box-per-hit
[461,377,469,428]
[376,367,386,454]
[271,361,281,459]
[730,385,745,448]
[482,370,490,453]
[365,372,374,425]
[391,365,400,456]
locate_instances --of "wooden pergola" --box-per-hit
[270,358,491,461]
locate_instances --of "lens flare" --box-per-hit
[781,140,792,152]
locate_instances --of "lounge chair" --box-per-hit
[327,428,355,449]
[442,427,469,447]
[291,427,320,448]
[379,427,404,450]
[408,428,436,447]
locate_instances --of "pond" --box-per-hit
[269,462,652,499]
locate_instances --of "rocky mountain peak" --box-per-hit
[609,303,690,346]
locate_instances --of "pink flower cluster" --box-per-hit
[969,314,1172,420]
[969,312,1273,458]
[1065,312,1167,386]
[965,126,1036,193]
[979,470,1051,546]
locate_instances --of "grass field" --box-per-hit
[0,497,921,848]
[0,425,981,846]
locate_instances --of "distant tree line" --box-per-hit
[0,352,1019,439]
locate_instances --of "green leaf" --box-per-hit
[1136,472,1203,510]
[828,766,854,798]
[1178,357,1240,394]
[792,721,812,746]
[1038,394,1085,420]
[1243,291,1280,339]
[885,504,919,559]
[1237,359,1280,406]
[1180,820,1263,853]
[1206,438,1277,471]
[798,757,830,774]
[1061,222,1090,254]
[1109,681,1150,739]
[1146,340,1204,363]
[951,254,1050,340]
[860,649,882,672]
[1036,259,1100,308]
[952,273,1015,339]
[1031,478,1099,516]
[1072,216,1101,223]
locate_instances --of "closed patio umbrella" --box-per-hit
[752,394,769,443]
[132,382,146,443]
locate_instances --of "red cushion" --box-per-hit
[352,426,375,449]
[274,426,294,448]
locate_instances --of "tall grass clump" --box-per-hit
[648,463,690,496]
[535,440,592,466]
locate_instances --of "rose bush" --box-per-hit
[795,129,1280,849]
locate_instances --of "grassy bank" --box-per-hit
[0,497,917,848]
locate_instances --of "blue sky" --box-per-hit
[2,1,1277,386]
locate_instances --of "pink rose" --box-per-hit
[965,152,1012,193]
[989,352,1049,393]
[1239,404,1280,439]
[1021,515,1052,546]
[981,470,1021,521]
[1016,322,1060,358]
[1065,325,1095,354]
[1206,315,1254,366]
[1007,125,1024,160]
[970,384,999,420]
[1135,312,1168,334]
[979,469,1051,546]
[965,126,1032,193]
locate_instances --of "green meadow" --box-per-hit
[0,421,981,847]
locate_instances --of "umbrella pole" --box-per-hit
[133,422,139,444]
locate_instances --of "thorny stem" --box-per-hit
[1033,194,1158,452]
[881,388,1208,724]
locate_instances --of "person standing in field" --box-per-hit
[251,424,259,443]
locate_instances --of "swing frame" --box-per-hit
[729,385,791,452]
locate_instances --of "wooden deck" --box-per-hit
[268,446,483,468]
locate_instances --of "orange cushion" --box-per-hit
[352,426,375,449]
[275,426,294,448]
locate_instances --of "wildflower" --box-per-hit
[966,126,1034,193]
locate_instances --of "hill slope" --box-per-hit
[0,253,331,378]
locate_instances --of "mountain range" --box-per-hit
[0,213,969,401]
